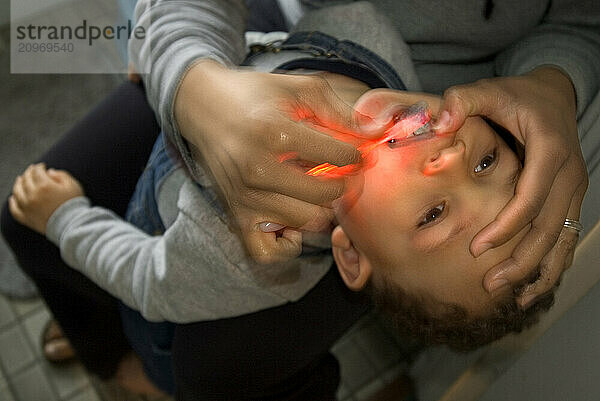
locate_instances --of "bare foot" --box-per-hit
[115,351,167,398]
[43,320,76,363]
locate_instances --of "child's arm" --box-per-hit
[9,164,169,319]
[9,164,288,323]
[9,164,84,235]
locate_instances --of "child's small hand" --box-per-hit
[9,163,84,235]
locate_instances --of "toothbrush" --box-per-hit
[306,101,433,177]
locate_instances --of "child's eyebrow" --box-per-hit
[418,217,471,254]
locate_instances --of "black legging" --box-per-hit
[1,81,159,378]
[0,81,370,400]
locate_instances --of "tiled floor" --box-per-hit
[0,291,417,401]
[332,311,420,401]
[0,295,96,401]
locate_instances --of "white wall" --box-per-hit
[1,0,9,26]
[12,0,77,24]
[480,271,600,401]
[2,0,76,26]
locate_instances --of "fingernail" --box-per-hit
[520,294,537,310]
[433,110,450,131]
[472,242,493,258]
[259,222,285,232]
[487,277,509,293]
[44,342,58,354]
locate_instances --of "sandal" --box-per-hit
[42,319,76,363]
[368,374,417,401]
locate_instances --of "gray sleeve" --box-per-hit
[495,0,600,119]
[46,197,172,321]
[128,0,248,177]
[45,196,287,323]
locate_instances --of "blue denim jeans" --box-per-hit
[122,30,406,396]
[122,134,177,394]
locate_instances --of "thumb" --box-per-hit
[437,82,505,133]
[46,168,68,182]
[47,169,80,187]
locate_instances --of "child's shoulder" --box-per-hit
[163,170,229,229]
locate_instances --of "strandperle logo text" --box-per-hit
[15,19,145,46]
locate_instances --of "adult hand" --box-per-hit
[174,60,373,263]
[436,66,589,307]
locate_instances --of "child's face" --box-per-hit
[335,93,525,316]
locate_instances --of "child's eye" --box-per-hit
[474,150,497,173]
[418,202,446,227]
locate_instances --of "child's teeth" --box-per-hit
[412,122,431,137]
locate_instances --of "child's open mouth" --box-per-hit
[306,101,442,177]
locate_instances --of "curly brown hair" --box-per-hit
[368,278,555,351]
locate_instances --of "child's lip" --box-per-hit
[424,130,457,150]
[419,132,462,165]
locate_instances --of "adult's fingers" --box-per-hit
[272,119,362,167]
[563,247,576,271]
[232,192,334,263]
[482,162,578,292]
[516,183,586,308]
[259,222,285,232]
[517,229,579,309]
[237,151,347,206]
[437,80,507,133]
[470,134,564,256]
[238,189,334,233]
[305,76,375,136]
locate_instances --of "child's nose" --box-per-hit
[423,140,466,176]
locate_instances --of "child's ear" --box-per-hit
[331,225,372,291]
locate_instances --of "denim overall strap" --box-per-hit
[125,134,177,235]
[246,31,407,90]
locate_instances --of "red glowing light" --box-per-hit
[306,104,432,178]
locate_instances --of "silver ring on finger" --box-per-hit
[563,218,583,234]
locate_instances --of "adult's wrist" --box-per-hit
[174,59,229,147]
